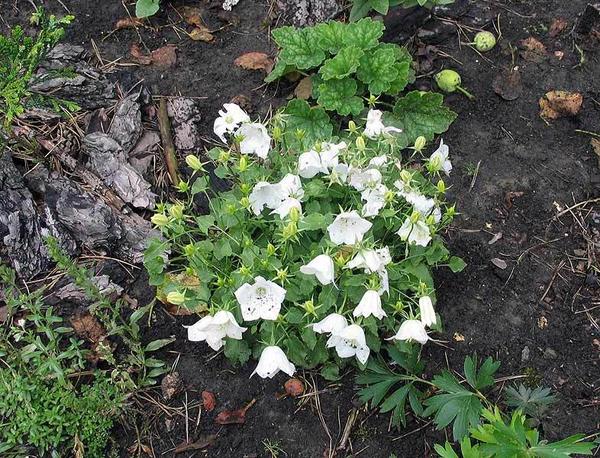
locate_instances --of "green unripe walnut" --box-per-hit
[435,69,461,93]
[474,31,496,52]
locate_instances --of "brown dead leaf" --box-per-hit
[156,272,208,315]
[229,94,252,112]
[591,138,600,168]
[549,18,568,37]
[130,43,152,65]
[492,67,522,101]
[284,378,305,397]
[179,6,204,27]
[294,76,313,100]
[70,310,106,343]
[519,37,548,62]
[215,398,255,425]
[161,372,184,400]
[127,442,153,456]
[539,90,583,120]
[453,332,465,342]
[491,258,508,270]
[504,191,524,209]
[189,26,214,42]
[202,390,217,412]
[174,435,216,454]
[115,17,143,30]
[234,52,274,74]
[151,45,177,68]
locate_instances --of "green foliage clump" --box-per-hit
[0,9,77,127]
[136,0,160,18]
[266,18,456,149]
[349,0,455,22]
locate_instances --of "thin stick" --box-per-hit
[469,160,481,192]
[157,98,180,186]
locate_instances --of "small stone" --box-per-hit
[543,348,558,360]
[521,346,530,362]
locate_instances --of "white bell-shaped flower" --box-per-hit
[312,313,348,335]
[327,324,370,364]
[361,184,388,217]
[320,141,347,170]
[300,254,335,285]
[213,103,250,143]
[248,182,286,215]
[397,217,432,247]
[364,109,402,139]
[298,150,326,178]
[271,197,302,219]
[187,310,247,351]
[387,319,430,345]
[327,210,372,246]
[345,247,391,273]
[419,296,437,327]
[251,346,296,378]
[377,267,389,296]
[330,163,349,183]
[348,168,382,191]
[354,290,387,320]
[235,276,286,321]
[428,139,452,175]
[368,155,388,168]
[278,174,304,199]
[237,122,271,159]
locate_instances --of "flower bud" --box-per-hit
[183,244,196,257]
[400,169,413,184]
[240,196,250,209]
[239,265,252,277]
[474,31,496,52]
[355,136,366,151]
[289,206,301,223]
[151,213,169,227]
[240,183,252,195]
[301,299,316,315]
[426,215,436,226]
[393,300,405,313]
[185,155,203,171]
[437,180,446,194]
[446,205,456,218]
[348,120,357,133]
[282,221,297,239]
[367,94,377,107]
[272,126,283,141]
[410,211,421,224]
[295,129,305,141]
[414,136,426,152]
[238,155,248,172]
[384,189,396,203]
[166,291,185,305]
[176,180,189,193]
[169,204,184,219]
[243,237,253,248]
[218,150,230,163]
[226,203,237,214]
[266,243,277,256]
[276,268,288,282]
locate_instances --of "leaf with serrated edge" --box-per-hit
[282,99,333,150]
[272,26,325,70]
[319,46,364,80]
[343,17,384,50]
[384,91,457,148]
[357,46,398,94]
[314,21,347,54]
[317,78,364,116]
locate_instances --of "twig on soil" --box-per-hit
[157,98,181,186]
[539,260,566,304]
[309,374,334,458]
[392,420,433,442]
[337,408,359,451]
[554,197,600,219]
[468,160,481,192]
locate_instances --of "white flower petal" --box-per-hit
[419,296,437,327]
[249,182,286,215]
[312,313,348,335]
[327,211,373,246]
[271,198,302,219]
[349,168,382,192]
[238,123,271,159]
[397,218,432,247]
[213,103,250,142]
[387,320,429,345]
[300,254,335,285]
[353,290,387,320]
[429,139,452,175]
[235,276,286,321]
[331,324,370,364]
[251,346,296,378]
[298,150,326,178]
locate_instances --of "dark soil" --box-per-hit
[2,0,599,456]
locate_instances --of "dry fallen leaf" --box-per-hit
[504,191,524,209]
[554,50,565,60]
[115,17,143,30]
[156,272,208,315]
[453,332,465,342]
[539,90,583,120]
[488,232,503,245]
[519,37,548,62]
[215,398,255,425]
[294,76,313,100]
[537,316,548,329]
[151,45,177,68]
[284,378,305,397]
[549,18,568,37]
[202,390,217,412]
[173,435,216,454]
[234,52,274,74]
[189,26,214,42]
[70,310,106,343]
[130,43,153,65]
[492,67,522,101]
[179,6,204,27]
[491,258,508,270]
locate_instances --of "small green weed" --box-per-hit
[349,0,454,22]
[0,9,78,127]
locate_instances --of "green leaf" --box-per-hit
[191,176,209,195]
[349,0,373,22]
[343,18,385,50]
[448,256,467,273]
[224,338,251,365]
[145,337,175,352]
[314,21,347,54]
[135,0,160,18]
[319,46,364,80]
[196,215,215,235]
[385,91,458,148]
[265,60,296,83]
[321,363,340,380]
[317,78,364,116]
[214,238,233,260]
[272,26,326,70]
[282,99,333,150]
[356,46,398,95]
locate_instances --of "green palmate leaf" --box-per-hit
[350,0,390,21]
[356,46,398,95]
[317,78,364,116]
[504,385,558,418]
[224,338,251,365]
[135,0,160,18]
[319,46,364,80]
[314,21,347,54]
[385,91,458,148]
[272,26,325,70]
[264,60,295,83]
[282,99,333,150]
[343,17,385,50]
